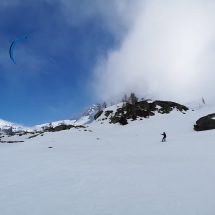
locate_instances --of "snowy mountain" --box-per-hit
[34,119,77,131]
[0,100,215,215]
[34,104,101,131]
[82,104,101,117]
[74,104,103,125]
[0,119,30,134]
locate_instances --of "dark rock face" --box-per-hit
[109,100,188,125]
[118,116,128,125]
[53,124,74,132]
[94,110,103,120]
[0,140,24,143]
[104,110,113,117]
[194,114,215,131]
[43,124,85,132]
[153,101,188,113]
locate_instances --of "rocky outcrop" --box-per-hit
[94,110,103,120]
[43,124,86,132]
[194,114,215,131]
[95,100,188,125]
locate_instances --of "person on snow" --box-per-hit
[161,132,167,142]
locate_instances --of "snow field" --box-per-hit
[0,105,215,214]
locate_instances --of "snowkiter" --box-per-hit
[161,132,167,142]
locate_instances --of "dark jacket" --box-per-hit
[161,132,166,138]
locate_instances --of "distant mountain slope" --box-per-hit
[0,119,30,134]
[34,105,100,131]
[34,119,77,130]
[75,104,101,125]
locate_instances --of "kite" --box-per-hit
[9,34,29,64]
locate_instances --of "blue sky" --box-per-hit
[1,1,215,125]
[0,0,120,125]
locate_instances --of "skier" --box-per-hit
[161,132,167,142]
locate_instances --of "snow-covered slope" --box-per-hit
[34,105,100,130]
[0,103,215,215]
[0,119,30,133]
[35,119,77,130]
[75,104,102,125]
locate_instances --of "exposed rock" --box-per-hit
[43,123,86,132]
[108,100,188,125]
[0,140,24,143]
[154,100,188,113]
[28,133,41,139]
[194,113,215,131]
[118,116,128,125]
[104,110,113,117]
[53,124,74,132]
[94,110,103,120]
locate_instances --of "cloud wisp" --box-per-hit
[93,0,215,103]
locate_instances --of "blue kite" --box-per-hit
[9,34,29,64]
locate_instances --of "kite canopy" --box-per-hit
[9,34,29,64]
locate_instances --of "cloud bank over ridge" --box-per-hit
[93,0,215,103]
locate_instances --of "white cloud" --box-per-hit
[93,0,215,103]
